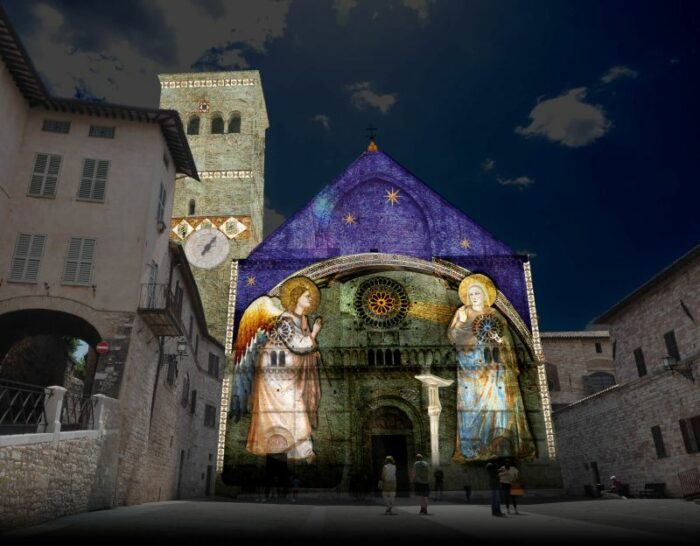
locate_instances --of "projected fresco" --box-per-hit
[448,274,535,462]
[232,276,323,462]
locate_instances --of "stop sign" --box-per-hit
[96,341,109,354]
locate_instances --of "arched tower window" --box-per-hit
[188,199,195,215]
[270,351,277,367]
[228,113,241,133]
[187,115,200,135]
[278,352,286,367]
[211,116,224,134]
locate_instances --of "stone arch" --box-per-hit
[186,114,200,135]
[210,113,224,134]
[228,112,241,133]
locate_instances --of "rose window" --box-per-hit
[354,277,410,328]
[472,313,505,343]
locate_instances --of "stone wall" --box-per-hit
[541,332,614,408]
[553,368,699,497]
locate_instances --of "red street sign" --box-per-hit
[96,341,109,354]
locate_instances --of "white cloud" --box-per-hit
[21,1,291,106]
[515,88,611,148]
[263,200,287,236]
[313,114,331,130]
[481,158,495,172]
[601,65,638,84]
[347,82,397,114]
[402,0,436,20]
[498,176,535,190]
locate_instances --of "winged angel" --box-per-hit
[231,276,322,462]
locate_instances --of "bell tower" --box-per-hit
[158,71,268,344]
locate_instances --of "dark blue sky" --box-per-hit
[4,0,698,331]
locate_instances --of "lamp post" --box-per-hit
[662,354,694,382]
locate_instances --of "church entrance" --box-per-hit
[365,406,414,496]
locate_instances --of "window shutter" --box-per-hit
[78,159,95,199]
[78,159,108,201]
[157,183,166,221]
[63,238,95,285]
[9,234,45,282]
[28,154,61,197]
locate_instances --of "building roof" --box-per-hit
[591,245,700,325]
[0,4,199,180]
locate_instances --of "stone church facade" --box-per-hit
[220,145,563,496]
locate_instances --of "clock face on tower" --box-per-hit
[184,228,229,269]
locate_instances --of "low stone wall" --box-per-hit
[0,430,119,529]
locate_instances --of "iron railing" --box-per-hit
[60,391,96,431]
[0,378,47,435]
[137,283,184,336]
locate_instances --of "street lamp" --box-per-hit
[176,337,188,357]
[662,354,694,382]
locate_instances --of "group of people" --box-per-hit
[381,454,522,516]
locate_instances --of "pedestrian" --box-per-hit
[433,468,444,501]
[485,458,505,517]
[498,460,519,515]
[380,455,397,515]
[411,453,431,515]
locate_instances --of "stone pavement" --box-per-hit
[2,495,698,546]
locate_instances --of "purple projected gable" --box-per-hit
[233,150,533,346]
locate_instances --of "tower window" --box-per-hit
[228,113,241,133]
[595,342,602,353]
[188,199,196,215]
[211,116,224,134]
[187,115,200,135]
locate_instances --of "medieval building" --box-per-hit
[0,6,224,527]
[219,142,563,496]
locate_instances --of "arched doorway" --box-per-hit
[364,405,414,496]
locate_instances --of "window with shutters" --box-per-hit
[208,353,220,378]
[190,389,197,415]
[42,119,70,133]
[28,153,61,198]
[634,347,647,377]
[8,233,46,283]
[663,330,681,362]
[77,159,109,202]
[679,416,700,453]
[88,125,115,138]
[651,425,667,458]
[156,183,167,223]
[62,237,96,285]
[204,404,216,428]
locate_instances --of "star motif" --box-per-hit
[343,213,356,225]
[385,188,400,206]
[460,238,471,250]
[246,276,256,286]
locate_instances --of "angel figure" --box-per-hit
[232,276,322,462]
[447,273,535,462]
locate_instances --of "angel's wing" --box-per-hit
[229,295,283,422]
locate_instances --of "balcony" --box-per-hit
[137,283,183,336]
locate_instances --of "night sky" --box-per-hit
[4,0,699,331]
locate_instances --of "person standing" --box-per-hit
[498,460,520,514]
[412,454,431,515]
[433,468,444,501]
[485,459,505,517]
[381,455,397,515]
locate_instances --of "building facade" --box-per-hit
[541,331,615,410]
[0,6,224,527]
[553,246,700,498]
[220,144,563,496]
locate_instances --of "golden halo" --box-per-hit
[458,274,497,307]
[280,276,320,313]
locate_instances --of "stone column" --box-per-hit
[414,374,453,466]
[43,385,66,434]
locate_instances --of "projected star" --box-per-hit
[246,276,256,286]
[460,238,471,249]
[385,188,400,206]
[343,213,356,225]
